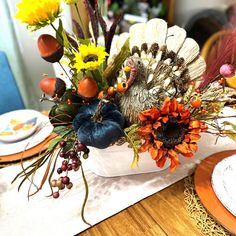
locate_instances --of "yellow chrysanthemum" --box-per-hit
[15,0,61,30]
[73,44,109,72]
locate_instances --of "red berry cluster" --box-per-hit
[51,140,89,199]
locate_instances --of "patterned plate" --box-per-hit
[211,155,236,217]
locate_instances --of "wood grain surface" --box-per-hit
[79,179,203,236]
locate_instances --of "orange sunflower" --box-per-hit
[138,97,208,172]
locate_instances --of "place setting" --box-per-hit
[194,150,236,234]
[0,109,54,164]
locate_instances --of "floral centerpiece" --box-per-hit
[14,0,236,225]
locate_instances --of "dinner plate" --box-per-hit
[0,112,53,156]
[211,155,236,217]
[194,150,236,234]
[0,110,41,142]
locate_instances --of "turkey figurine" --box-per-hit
[108,19,206,124]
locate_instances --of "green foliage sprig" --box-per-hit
[124,124,142,168]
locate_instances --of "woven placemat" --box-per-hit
[184,176,233,236]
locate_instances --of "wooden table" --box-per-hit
[79,179,203,236]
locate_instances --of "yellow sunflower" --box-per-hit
[73,44,109,73]
[15,0,61,30]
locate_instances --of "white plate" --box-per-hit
[0,110,42,142]
[211,155,236,217]
[0,111,53,156]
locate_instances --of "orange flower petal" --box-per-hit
[189,128,201,134]
[171,112,178,118]
[180,110,190,120]
[189,120,201,129]
[189,134,201,142]
[162,116,169,123]
[138,113,147,122]
[149,146,158,160]
[154,140,163,149]
[168,149,180,172]
[170,98,178,112]
[181,152,194,158]
[139,139,152,153]
[175,142,190,154]
[153,121,161,129]
[189,143,198,152]
[161,97,171,114]
[156,156,167,168]
[138,124,152,136]
[138,107,160,122]
[177,103,184,112]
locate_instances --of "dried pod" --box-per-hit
[39,77,66,98]
[77,77,98,98]
[37,34,63,63]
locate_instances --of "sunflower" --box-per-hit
[15,0,61,30]
[73,44,109,73]
[138,97,208,172]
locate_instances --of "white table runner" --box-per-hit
[0,133,235,236]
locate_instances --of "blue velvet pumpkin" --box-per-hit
[73,100,125,149]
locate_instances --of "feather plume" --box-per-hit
[199,29,236,89]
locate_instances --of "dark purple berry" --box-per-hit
[62,160,68,165]
[72,157,79,163]
[68,150,77,158]
[76,143,86,151]
[53,191,60,199]
[59,151,66,158]
[57,167,62,174]
[72,162,78,170]
[59,140,66,147]
[67,164,72,171]
[61,164,67,171]
[62,176,70,185]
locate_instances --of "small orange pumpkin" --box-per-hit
[77,77,98,98]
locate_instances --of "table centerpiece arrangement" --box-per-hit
[14,0,236,225]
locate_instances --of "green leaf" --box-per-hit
[56,19,64,45]
[53,126,70,136]
[63,140,74,153]
[223,121,236,131]
[48,137,62,152]
[222,121,236,142]
[225,132,236,142]
[78,38,91,45]
[61,29,70,49]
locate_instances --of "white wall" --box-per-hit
[174,0,236,26]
